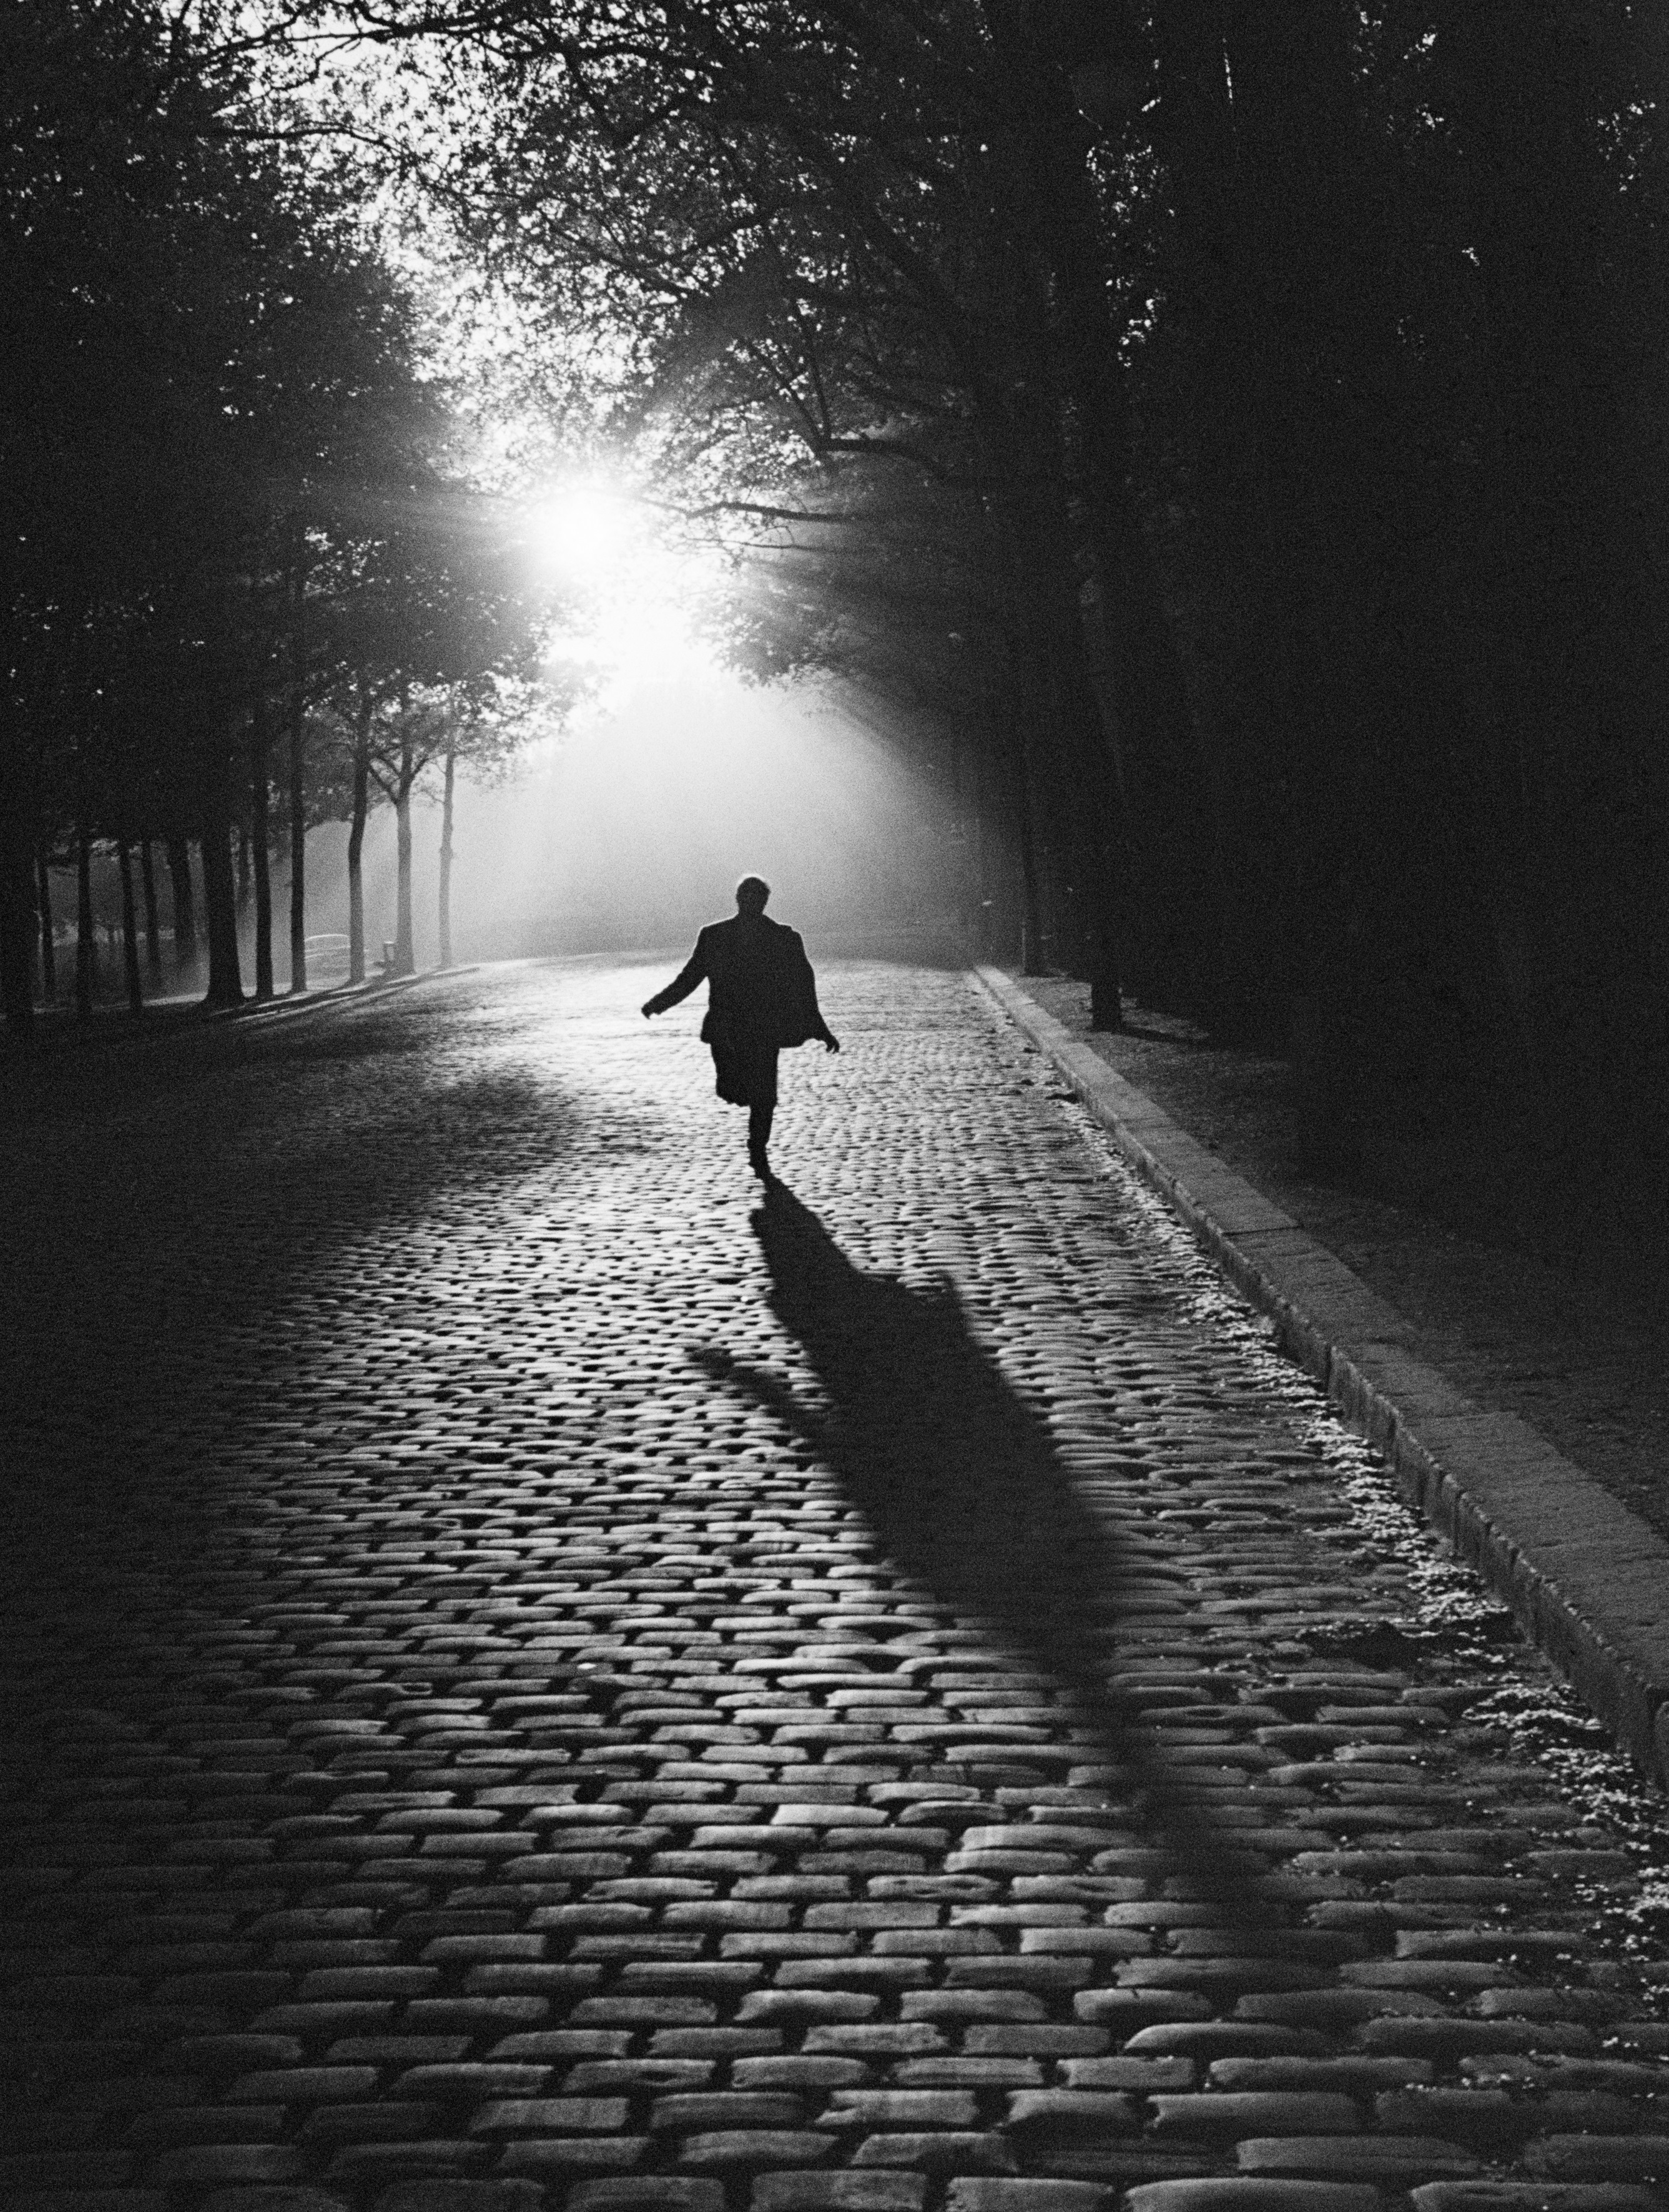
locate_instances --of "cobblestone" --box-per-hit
[4,957,1669,2212]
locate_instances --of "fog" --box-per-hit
[297,664,971,979]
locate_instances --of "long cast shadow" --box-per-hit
[693,1183,1270,1901]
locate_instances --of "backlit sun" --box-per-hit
[528,482,639,573]
[524,474,726,691]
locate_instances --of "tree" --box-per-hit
[1,0,491,1024]
[311,0,1665,1121]
[320,485,555,979]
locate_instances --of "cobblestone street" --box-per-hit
[6,956,1669,2212]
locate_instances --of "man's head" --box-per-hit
[735,875,771,917]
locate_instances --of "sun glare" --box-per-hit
[526,478,723,694]
[528,483,640,573]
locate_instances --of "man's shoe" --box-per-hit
[749,1145,772,1181]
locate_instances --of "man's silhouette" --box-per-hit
[641,875,839,1179]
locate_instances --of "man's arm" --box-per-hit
[642,933,708,1018]
[792,936,840,1052]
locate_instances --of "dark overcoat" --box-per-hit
[646,915,827,1054]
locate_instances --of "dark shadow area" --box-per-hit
[0,980,653,2180]
[692,1183,1278,1907]
[0,991,436,1135]
[1113,1018,1216,1049]
[0,991,604,1565]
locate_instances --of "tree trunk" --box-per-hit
[0,773,34,1033]
[75,817,95,1020]
[437,746,456,969]
[348,686,371,984]
[250,701,273,1001]
[1007,679,1046,976]
[236,819,251,912]
[288,685,307,993]
[1087,855,1123,1030]
[1056,226,1216,1003]
[974,474,1052,972]
[166,836,197,968]
[287,529,309,993]
[973,4,1219,1010]
[393,735,415,976]
[997,586,1052,975]
[139,840,163,980]
[200,752,244,1009]
[36,848,56,1001]
[117,837,144,1013]
[1048,608,1124,1030]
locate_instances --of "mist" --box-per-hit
[298,665,970,978]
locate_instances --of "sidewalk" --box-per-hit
[985,970,1669,1783]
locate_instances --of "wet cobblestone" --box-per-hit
[2,958,1668,2212]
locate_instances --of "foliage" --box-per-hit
[0,0,571,1020]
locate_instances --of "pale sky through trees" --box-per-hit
[328,663,963,971]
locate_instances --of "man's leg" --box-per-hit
[748,1102,775,1177]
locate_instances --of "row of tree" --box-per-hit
[277,0,1665,1171]
[0,0,564,1032]
[37,679,525,1014]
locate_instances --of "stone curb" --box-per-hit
[973,963,1669,1787]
